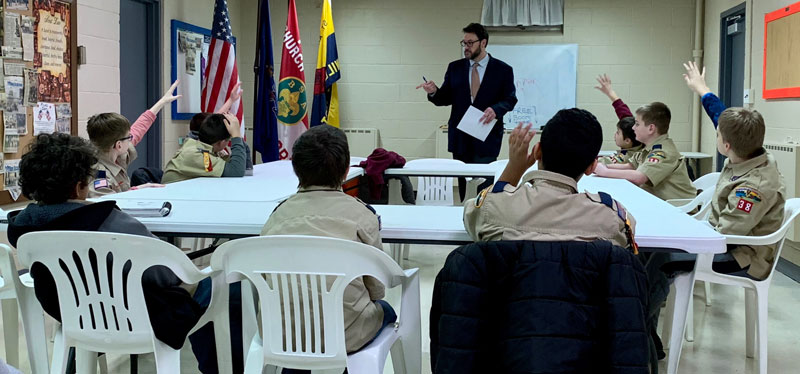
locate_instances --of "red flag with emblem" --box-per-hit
[276,0,309,160]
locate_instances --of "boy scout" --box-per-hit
[87,80,180,197]
[594,74,644,165]
[161,113,246,184]
[593,102,696,200]
[261,125,396,353]
[682,60,786,279]
[464,108,636,249]
[600,117,643,165]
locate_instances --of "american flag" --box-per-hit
[202,0,244,135]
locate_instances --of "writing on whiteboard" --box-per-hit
[487,44,578,128]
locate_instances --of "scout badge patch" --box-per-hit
[735,186,762,213]
[647,150,666,164]
[93,179,109,189]
[203,152,213,172]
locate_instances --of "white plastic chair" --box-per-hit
[15,231,231,374]
[210,235,421,374]
[668,172,721,210]
[663,198,800,374]
[0,244,50,373]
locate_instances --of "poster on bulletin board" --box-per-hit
[170,19,236,120]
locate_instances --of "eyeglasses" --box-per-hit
[460,39,481,47]
[118,135,133,142]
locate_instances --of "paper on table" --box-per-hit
[456,105,496,142]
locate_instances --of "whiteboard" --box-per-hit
[486,44,577,128]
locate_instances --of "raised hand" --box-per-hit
[594,74,619,102]
[682,61,711,96]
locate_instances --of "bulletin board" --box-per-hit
[763,1,800,99]
[0,0,77,205]
[170,19,236,120]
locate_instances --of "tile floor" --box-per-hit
[1,244,798,373]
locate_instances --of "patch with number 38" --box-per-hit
[737,198,754,213]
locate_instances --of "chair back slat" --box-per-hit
[17,231,203,353]
[211,235,405,370]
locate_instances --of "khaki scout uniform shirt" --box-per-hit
[709,150,785,279]
[599,144,644,165]
[629,134,696,200]
[464,170,635,248]
[261,186,385,353]
[161,138,225,184]
[88,146,137,198]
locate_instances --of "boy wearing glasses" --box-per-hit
[87,80,181,196]
[417,22,517,200]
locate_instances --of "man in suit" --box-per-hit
[417,23,518,200]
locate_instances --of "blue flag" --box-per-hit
[253,0,279,162]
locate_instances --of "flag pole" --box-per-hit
[252,0,263,164]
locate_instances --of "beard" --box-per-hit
[465,45,483,60]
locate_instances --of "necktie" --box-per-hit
[471,62,480,102]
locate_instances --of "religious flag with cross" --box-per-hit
[202,0,245,137]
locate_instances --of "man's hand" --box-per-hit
[150,80,182,114]
[683,61,711,96]
[594,74,619,102]
[480,107,496,124]
[222,112,242,138]
[415,80,438,95]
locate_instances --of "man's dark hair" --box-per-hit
[292,125,350,188]
[617,117,642,147]
[190,112,210,133]
[198,114,230,145]
[19,133,98,204]
[463,23,489,43]
[540,108,603,179]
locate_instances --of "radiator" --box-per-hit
[342,128,379,157]
[436,127,536,159]
[764,142,800,241]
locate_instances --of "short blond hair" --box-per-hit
[718,107,765,159]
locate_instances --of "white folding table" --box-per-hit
[101,175,726,254]
[106,161,364,203]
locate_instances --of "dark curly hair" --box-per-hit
[19,133,98,204]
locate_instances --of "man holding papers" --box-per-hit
[417,23,517,199]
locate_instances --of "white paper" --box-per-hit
[456,105,496,142]
[33,102,56,135]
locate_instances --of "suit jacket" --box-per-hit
[429,54,517,158]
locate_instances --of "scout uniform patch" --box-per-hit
[735,186,762,213]
[646,150,666,163]
[93,179,109,189]
[203,152,213,172]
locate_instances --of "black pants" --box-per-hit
[453,153,497,201]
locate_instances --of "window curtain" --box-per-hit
[481,0,564,27]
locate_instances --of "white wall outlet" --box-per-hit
[743,88,753,104]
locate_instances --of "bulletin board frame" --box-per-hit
[763,1,800,99]
[170,19,235,120]
[0,0,78,205]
